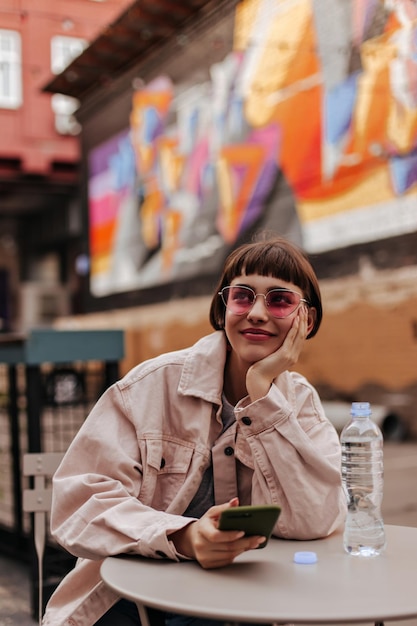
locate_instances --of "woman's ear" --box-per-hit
[306,307,317,338]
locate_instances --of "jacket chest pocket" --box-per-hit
[139,436,195,508]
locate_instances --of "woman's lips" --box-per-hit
[241,328,274,341]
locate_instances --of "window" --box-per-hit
[50,36,87,135]
[50,35,87,75]
[0,30,22,109]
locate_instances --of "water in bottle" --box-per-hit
[340,401,386,557]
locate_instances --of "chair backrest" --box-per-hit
[23,452,65,625]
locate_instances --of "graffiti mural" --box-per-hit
[88,0,417,297]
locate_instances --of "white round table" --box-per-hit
[101,525,417,625]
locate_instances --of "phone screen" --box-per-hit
[218,504,281,548]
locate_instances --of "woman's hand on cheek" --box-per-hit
[246,305,309,401]
[168,499,265,569]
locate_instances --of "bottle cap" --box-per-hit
[351,402,371,417]
[293,551,318,564]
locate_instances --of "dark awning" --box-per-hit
[43,0,227,100]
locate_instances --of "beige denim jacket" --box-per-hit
[42,331,346,625]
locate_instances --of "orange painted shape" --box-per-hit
[140,185,164,249]
[90,221,116,256]
[161,209,182,270]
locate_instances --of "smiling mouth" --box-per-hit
[241,329,274,337]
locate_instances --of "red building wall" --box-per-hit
[0,0,132,175]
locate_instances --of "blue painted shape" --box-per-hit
[325,73,359,145]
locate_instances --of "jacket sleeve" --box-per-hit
[50,383,194,561]
[234,373,347,540]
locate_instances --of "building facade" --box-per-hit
[0,0,133,331]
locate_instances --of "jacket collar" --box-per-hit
[178,331,228,404]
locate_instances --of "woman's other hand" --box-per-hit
[246,305,309,401]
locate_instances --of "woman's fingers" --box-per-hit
[188,501,265,569]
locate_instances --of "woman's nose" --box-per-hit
[247,294,269,320]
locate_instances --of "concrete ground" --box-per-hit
[0,553,37,626]
[1,442,417,626]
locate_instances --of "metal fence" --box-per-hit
[0,360,107,534]
[0,329,124,617]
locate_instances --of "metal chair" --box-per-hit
[23,452,64,625]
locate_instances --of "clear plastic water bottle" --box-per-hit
[340,402,386,557]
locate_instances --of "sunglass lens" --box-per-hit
[226,286,254,314]
[266,290,300,317]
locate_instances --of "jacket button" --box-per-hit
[156,550,167,558]
[160,458,166,469]
[242,416,252,425]
[224,446,234,456]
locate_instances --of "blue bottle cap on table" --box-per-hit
[293,551,318,564]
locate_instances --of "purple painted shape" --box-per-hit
[88,129,131,177]
[237,124,281,233]
[184,137,210,198]
[240,159,278,233]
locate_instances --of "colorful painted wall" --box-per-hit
[87,0,417,299]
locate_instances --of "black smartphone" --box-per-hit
[218,504,281,548]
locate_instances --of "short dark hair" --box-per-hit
[209,236,322,338]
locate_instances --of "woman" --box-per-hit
[42,236,346,626]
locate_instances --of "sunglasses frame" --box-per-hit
[218,285,309,319]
